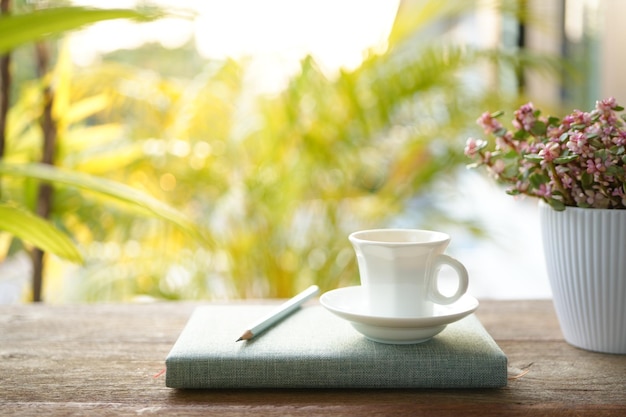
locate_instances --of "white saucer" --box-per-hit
[320,286,479,344]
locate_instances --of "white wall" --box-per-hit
[601,0,626,105]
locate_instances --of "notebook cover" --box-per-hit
[165,305,507,389]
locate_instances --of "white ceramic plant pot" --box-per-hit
[539,200,626,354]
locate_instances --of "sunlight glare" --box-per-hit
[194,0,399,73]
[69,0,399,82]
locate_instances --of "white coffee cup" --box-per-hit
[349,229,469,317]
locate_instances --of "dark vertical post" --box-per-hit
[32,40,58,302]
[0,0,11,185]
[516,0,527,95]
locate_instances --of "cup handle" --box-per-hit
[428,254,469,305]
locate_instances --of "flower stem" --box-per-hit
[548,162,574,206]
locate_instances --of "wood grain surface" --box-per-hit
[1,300,625,416]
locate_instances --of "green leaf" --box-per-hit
[529,172,549,188]
[494,127,509,137]
[0,203,83,263]
[547,198,566,211]
[513,129,529,140]
[530,120,547,136]
[502,149,521,159]
[0,6,165,54]
[523,153,543,163]
[547,116,560,127]
[594,148,608,161]
[581,171,594,188]
[0,162,202,241]
[553,154,578,164]
[606,165,623,176]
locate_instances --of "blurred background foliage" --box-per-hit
[0,0,563,302]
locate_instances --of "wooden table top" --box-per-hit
[1,300,625,416]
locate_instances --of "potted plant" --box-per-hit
[465,98,626,354]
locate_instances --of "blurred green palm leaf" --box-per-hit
[0,203,82,263]
[0,6,164,54]
[0,162,201,241]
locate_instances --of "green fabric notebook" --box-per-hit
[165,305,507,389]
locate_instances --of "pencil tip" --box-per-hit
[237,330,254,342]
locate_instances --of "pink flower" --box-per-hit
[595,97,619,124]
[606,127,626,147]
[596,97,617,113]
[513,102,536,131]
[464,137,484,157]
[495,131,516,151]
[538,142,561,163]
[467,98,626,209]
[477,112,503,134]
[547,125,564,140]
[560,173,573,189]
[612,187,626,207]
[492,158,505,175]
[566,131,588,155]
[562,110,592,130]
[535,183,552,198]
[586,158,606,174]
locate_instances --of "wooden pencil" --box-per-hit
[236,285,320,342]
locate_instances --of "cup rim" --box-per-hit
[349,228,450,245]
